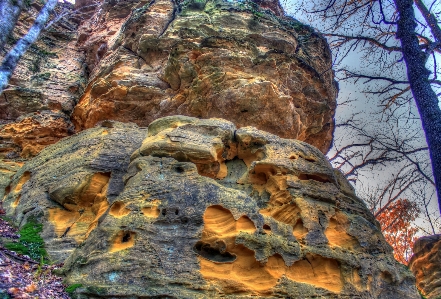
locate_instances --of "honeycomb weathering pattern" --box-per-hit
[409,235,441,299]
[2,116,420,298]
[1,0,336,159]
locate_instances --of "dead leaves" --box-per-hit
[0,211,70,299]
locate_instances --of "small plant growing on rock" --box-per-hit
[4,219,48,262]
[66,284,83,295]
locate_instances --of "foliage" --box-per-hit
[66,284,83,295]
[4,220,48,262]
[376,198,420,264]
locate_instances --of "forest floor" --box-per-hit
[0,208,70,299]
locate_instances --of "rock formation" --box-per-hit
[0,1,86,159]
[0,0,423,297]
[409,235,441,299]
[2,116,420,298]
[1,0,337,158]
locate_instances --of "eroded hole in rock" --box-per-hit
[261,202,301,226]
[238,148,265,167]
[300,155,316,162]
[109,201,131,218]
[3,185,11,200]
[48,172,111,243]
[263,224,271,233]
[12,194,21,207]
[101,120,114,128]
[193,241,236,263]
[142,206,160,218]
[380,271,393,284]
[298,173,331,183]
[162,208,167,216]
[325,211,359,249]
[122,232,131,243]
[76,172,111,206]
[352,268,364,291]
[173,151,188,162]
[293,218,308,241]
[110,230,136,253]
[203,205,256,236]
[175,166,185,173]
[196,162,225,179]
[249,172,267,185]
[254,164,278,178]
[175,209,179,215]
[268,190,291,206]
[284,254,343,293]
[14,171,31,192]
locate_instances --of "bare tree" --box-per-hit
[285,0,441,214]
[0,0,99,94]
[0,0,59,93]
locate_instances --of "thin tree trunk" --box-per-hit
[0,0,24,51]
[414,0,441,43]
[0,0,58,93]
[394,0,441,214]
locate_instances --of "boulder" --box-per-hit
[3,116,420,298]
[71,0,337,153]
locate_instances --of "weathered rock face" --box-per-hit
[3,116,419,298]
[0,2,86,158]
[71,0,337,153]
[409,235,441,299]
[0,111,75,158]
[0,0,336,158]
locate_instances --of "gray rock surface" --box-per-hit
[3,116,420,298]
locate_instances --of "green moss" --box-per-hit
[86,286,107,295]
[31,72,51,83]
[4,219,48,262]
[66,284,83,295]
[0,289,11,299]
[183,0,206,10]
[29,57,41,73]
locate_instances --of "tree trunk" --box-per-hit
[0,0,58,93]
[394,0,441,214]
[0,0,24,51]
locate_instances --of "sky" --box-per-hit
[281,0,441,234]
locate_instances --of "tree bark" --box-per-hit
[0,0,58,93]
[394,0,441,213]
[414,0,441,43]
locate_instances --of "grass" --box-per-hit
[66,284,83,295]
[4,219,48,263]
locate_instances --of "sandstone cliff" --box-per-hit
[410,235,441,299]
[0,1,86,158]
[0,0,422,298]
[2,116,420,298]
[1,0,336,158]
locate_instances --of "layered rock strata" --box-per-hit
[1,0,337,158]
[409,235,441,299]
[2,116,419,298]
[0,1,86,158]
[72,0,337,153]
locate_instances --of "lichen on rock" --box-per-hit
[71,0,337,153]
[3,116,420,298]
